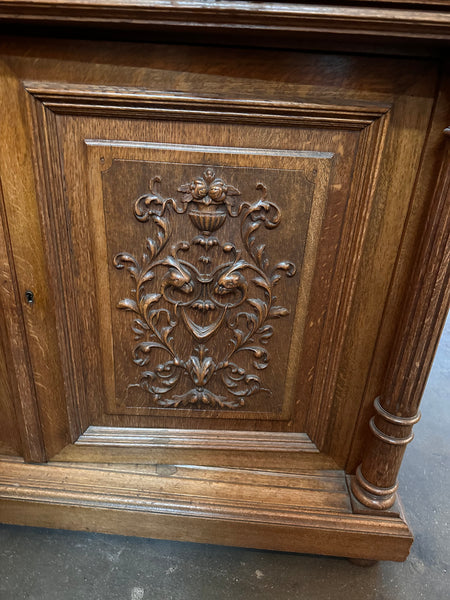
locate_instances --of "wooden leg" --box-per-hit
[352,129,450,511]
[348,558,379,567]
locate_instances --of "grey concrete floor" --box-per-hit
[0,318,449,600]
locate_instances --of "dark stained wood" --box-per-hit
[0,1,448,44]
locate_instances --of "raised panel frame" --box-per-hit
[22,80,392,461]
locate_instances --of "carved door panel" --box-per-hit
[99,154,326,417]
[0,40,437,467]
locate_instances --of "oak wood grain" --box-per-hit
[76,427,318,453]
[347,66,450,473]
[0,457,413,561]
[0,195,25,458]
[0,39,439,466]
[0,18,447,562]
[351,124,450,509]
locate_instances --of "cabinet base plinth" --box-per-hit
[0,458,413,562]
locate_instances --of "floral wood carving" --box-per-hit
[114,168,296,409]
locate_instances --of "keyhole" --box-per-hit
[25,290,35,305]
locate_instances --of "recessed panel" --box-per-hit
[87,143,332,420]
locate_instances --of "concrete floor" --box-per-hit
[0,317,448,600]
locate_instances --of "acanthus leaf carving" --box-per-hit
[114,169,296,409]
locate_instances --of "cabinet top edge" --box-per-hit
[0,1,449,45]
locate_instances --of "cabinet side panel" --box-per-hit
[0,184,38,459]
[0,312,21,456]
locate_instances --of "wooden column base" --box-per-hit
[351,464,399,510]
[0,457,413,562]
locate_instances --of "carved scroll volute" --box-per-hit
[113,169,296,410]
[352,129,450,510]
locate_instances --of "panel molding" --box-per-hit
[24,82,390,130]
[0,459,353,519]
[23,79,391,455]
[25,86,89,444]
[76,427,318,452]
[305,102,391,447]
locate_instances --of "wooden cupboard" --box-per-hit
[0,1,448,562]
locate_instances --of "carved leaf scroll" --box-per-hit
[114,169,296,409]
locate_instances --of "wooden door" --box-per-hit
[0,38,438,470]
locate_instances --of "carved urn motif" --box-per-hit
[178,168,241,233]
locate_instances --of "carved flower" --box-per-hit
[178,169,240,207]
[189,177,208,201]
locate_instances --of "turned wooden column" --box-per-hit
[352,129,450,510]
